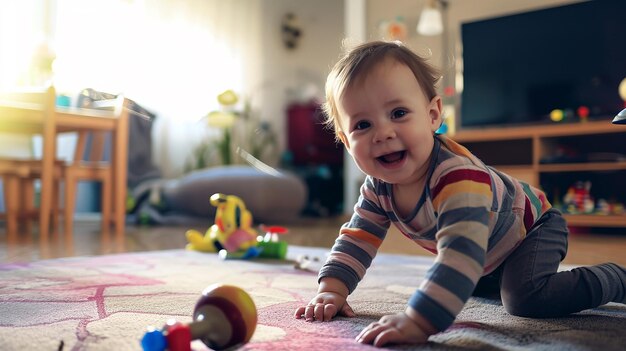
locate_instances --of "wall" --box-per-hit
[257,0,344,154]
[148,0,345,178]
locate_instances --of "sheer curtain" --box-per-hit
[52,0,263,177]
[0,0,49,157]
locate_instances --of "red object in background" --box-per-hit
[577,106,589,119]
[287,102,343,166]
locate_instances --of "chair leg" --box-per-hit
[100,174,112,233]
[64,173,77,236]
[51,179,60,231]
[20,178,36,233]
[4,175,21,236]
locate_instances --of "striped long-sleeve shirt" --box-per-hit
[318,135,551,332]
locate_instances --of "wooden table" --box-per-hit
[0,86,129,237]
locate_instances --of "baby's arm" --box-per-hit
[294,277,356,321]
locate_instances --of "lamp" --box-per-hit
[417,0,444,36]
[613,109,626,125]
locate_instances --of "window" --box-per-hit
[0,0,261,121]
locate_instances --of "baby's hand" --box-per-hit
[356,311,429,347]
[294,291,355,322]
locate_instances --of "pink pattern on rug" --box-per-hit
[0,253,169,350]
[2,248,626,351]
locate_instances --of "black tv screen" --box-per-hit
[460,0,626,129]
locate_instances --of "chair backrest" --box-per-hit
[71,95,129,165]
[0,85,55,158]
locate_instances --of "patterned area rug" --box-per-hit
[1,246,625,350]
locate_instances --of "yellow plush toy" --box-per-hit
[186,193,258,253]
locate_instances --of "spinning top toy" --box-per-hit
[141,284,257,351]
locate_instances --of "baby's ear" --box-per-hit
[338,131,350,149]
[429,96,443,131]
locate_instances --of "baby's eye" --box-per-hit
[353,120,371,130]
[391,109,408,119]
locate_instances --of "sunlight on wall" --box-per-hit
[53,0,244,121]
[0,1,47,90]
[0,0,249,122]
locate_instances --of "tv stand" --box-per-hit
[452,120,626,228]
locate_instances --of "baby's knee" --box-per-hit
[501,290,548,318]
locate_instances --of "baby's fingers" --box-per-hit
[322,304,337,321]
[356,323,385,345]
[314,303,327,321]
[294,306,306,319]
[373,329,402,348]
[305,304,316,321]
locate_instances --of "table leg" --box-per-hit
[39,90,57,239]
[113,99,130,236]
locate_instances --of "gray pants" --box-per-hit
[473,208,621,317]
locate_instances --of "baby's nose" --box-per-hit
[374,125,396,143]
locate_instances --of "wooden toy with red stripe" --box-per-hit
[141,284,257,351]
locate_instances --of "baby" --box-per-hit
[295,40,626,347]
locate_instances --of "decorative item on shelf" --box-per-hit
[577,106,590,122]
[550,109,564,122]
[378,16,408,41]
[281,12,301,50]
[596,199,611,215]
[562,181,594,214]
[595,199,626,215]
[185,90,278,172]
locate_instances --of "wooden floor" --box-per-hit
[1,216,626,266]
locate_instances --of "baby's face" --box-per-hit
[337,58,441,186]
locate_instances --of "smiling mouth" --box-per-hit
[377,151,406,164]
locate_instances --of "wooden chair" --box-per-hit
[63,125,113,235]
[64,94,133,235]
[0,159,64,235]
[0,86,62,236]
[0,85,130,237]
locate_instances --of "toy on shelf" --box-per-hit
[577,105,590,122]
[141,284,257,351]
[562,181,595,214]
[186,193,259,255]
[550,109,564,122]
[595,198,626,215]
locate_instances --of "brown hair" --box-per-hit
[322,40,440,138]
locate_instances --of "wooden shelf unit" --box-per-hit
[452,119,626,228]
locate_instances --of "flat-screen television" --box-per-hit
[460,0,626,129]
